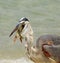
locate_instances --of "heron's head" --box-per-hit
[19,17,29,23]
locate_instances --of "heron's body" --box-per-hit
[9,17,60,63]
[28,35,60,63]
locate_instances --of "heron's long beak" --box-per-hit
[9,24,19,37]
[9,21,25,37]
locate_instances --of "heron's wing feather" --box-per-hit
[9,24,19,37]
[44,45,60,59]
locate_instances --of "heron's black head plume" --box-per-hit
[19,17,29,22]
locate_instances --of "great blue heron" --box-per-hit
[9,18,60,63]
[9,17,33,54]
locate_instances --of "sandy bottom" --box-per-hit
[0,57,34,63]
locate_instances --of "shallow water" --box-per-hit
[0,0,60,60]
[0,57,34,63]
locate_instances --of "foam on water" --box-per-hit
[0,57,34,63]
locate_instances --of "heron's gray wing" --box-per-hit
[44,45,60,61]
[9,24,19,37]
